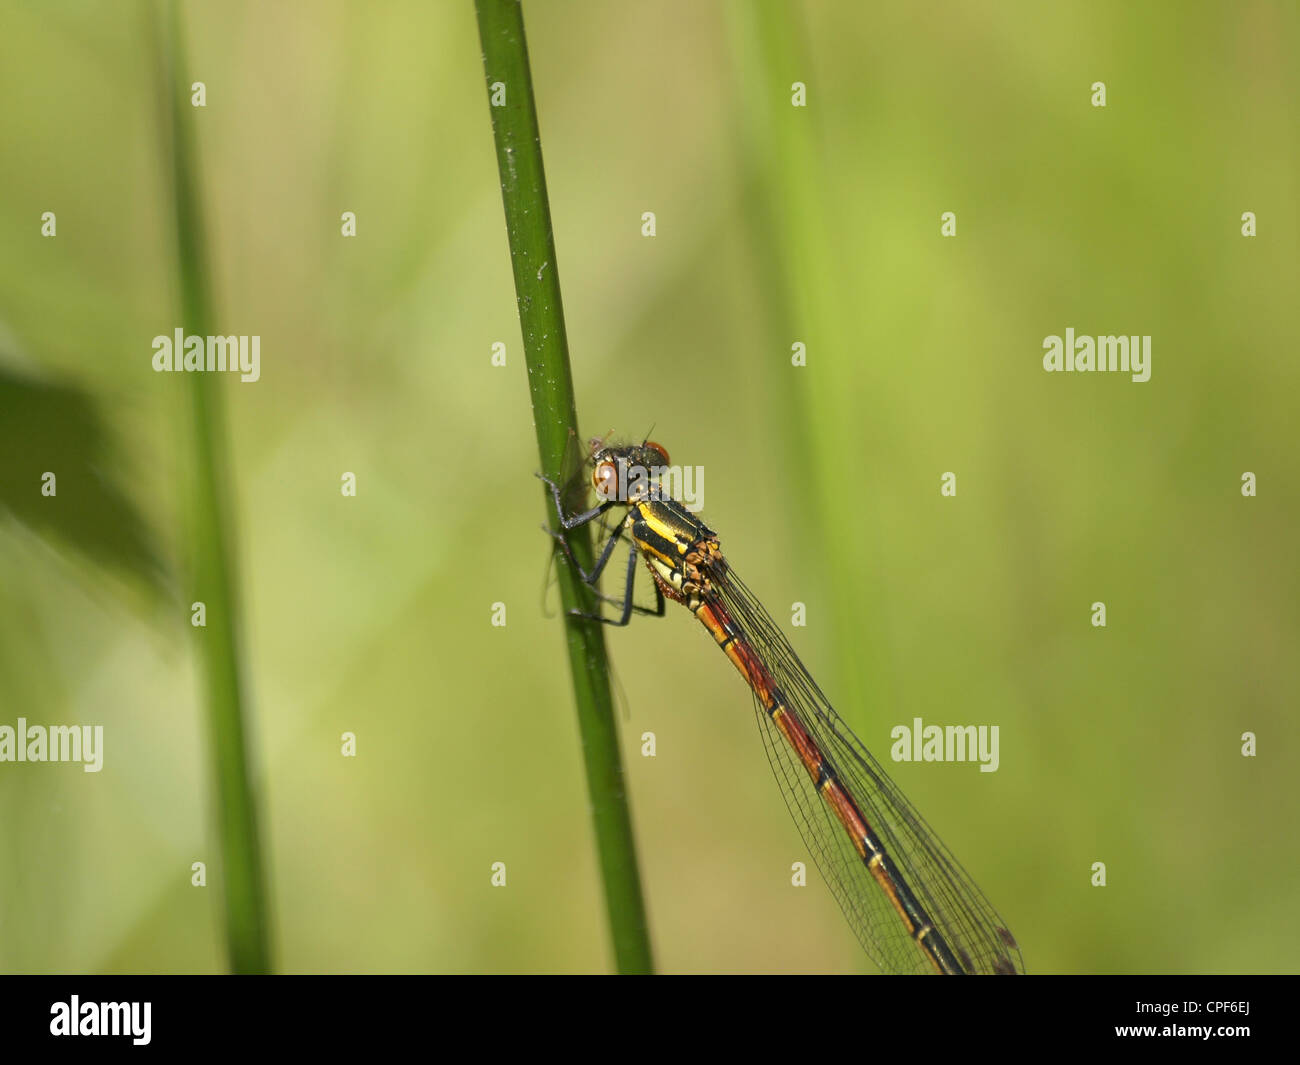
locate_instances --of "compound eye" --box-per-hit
[593,460,618,499]
[644,440,670,466]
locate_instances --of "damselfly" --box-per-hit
[542,436,1023,974]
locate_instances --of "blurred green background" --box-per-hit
[0,0,1296,974]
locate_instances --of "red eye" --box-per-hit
[593,461,618,498]
[644,440,670,465]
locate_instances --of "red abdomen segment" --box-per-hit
[691,596,967,974]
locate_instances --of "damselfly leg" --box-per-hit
[539,470,665,625]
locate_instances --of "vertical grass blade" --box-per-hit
[726,3,892,723]
[474,0,654,974]
[151,0,272,974]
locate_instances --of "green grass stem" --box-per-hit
[152,0,272,974]
[474,0,654,974]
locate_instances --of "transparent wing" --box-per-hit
[708,563,1024,975]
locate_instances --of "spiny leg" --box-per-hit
[543,512,625,587]
[537,471,664,624]
[537,471,616,531]
[571,540,664,626]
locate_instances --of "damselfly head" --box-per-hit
[592,453,619,500]
[642,440,670,466]
[589,438,672,503]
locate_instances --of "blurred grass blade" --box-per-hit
[0,365,166,597]
[474,0,654,973]
[727,2,894,722]
[151,0,272,974]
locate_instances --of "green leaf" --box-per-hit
[0,366,166,596]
